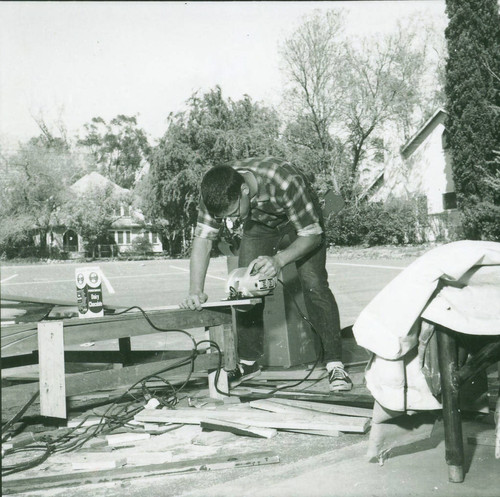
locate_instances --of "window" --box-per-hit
[125,231,131,244]
[152,232,159,244]
[117,231,124,244]
[442,192,457,210]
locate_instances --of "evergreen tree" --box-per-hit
[445,0,500,239]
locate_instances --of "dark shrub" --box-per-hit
[460,201,500,241]
[326,197,428,246]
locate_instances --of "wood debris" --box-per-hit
[3,451,280,494]
[2,363,373,493]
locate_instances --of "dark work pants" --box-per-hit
[236,220,342,364]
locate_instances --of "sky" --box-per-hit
[0,1,447,150]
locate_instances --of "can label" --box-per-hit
[75,267,104,318]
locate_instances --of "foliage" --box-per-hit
[130,235,153,255]
[280,10,446,201]
[78,115,152,189]
[59,185,123,255]
[140,86,283,254]
[459,201,500,241]
[325,197,428,246]
[0,214,37,258]
[444,0,500,236]
[0,139,87,255]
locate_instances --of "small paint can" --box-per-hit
[75,267,104,318]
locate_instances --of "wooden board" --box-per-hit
[200,419,277,439]
[2,451,279,493]
[161,298,262,310]
[2,307,233,357]
[135,406,370,433]
[281,428,339,437]
[230,387,375,406]
[248,399,370,432]
[269,398,373,418]
[38,321,66,418]
[256,370,327,381]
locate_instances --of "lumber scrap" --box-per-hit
[2,451,279,493]
[230,386,374,406]
[193,430,238,446]
[247,370,364,385]
[37,321,66,418]
[72,457,127,471]
[281,428,339,437]
[50,450,175,467]
[257,370,327,381]
[105,432,150,446]
[248,399,370,433]
[269,398,373,418]
[135,406,370,433]
[200,419,277,438]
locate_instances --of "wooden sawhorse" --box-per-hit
[436,325,500,482]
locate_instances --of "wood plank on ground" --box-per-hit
[135,406,370,433]
[230,387,374,406]
[2,451,280,493]
[72,457,127,471]
[257,370,327,381]
[269,398,373,418]
[281,428,339,437]
[200,419,277,439]
[248,399,370,433]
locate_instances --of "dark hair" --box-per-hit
[201,166,244,215]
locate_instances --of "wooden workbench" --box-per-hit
[1,299,260,420]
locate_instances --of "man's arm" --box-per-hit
[179,236,213,310]
[252,233,322,277]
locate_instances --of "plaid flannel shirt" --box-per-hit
[194,157,323,240]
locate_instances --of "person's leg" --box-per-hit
[235,221,281,362]
[292,236,351,390]
[288,233,342,363]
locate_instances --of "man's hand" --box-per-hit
[252,255,283,278]
[179,291,208,311]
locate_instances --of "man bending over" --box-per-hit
[180,157,352,391]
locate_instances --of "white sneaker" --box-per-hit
[328,366,353,391]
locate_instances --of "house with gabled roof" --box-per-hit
[42,172,162,257]
[362,109,460,240]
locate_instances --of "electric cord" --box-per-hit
[211,277,327,398]
[1,444,53,476]
[257,278,325,396]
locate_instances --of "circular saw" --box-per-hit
[225,261,277,299]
